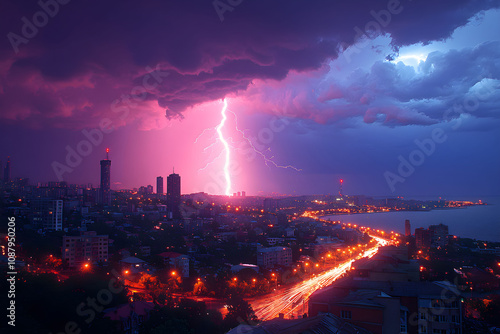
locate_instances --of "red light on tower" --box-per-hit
[106,148,109,160]
[339,179,343,197]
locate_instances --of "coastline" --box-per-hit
[319,201,499,242]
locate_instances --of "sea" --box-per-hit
[321,196,500,243]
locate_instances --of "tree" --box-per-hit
[223,295,258,331]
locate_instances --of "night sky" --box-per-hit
[0,0,499,197]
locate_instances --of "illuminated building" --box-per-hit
[429,223,449,248]
[62,231,109,268]
[257,246,292,268]
[415,227,431,250]
[158,252,189,277]
[31,198,63,231]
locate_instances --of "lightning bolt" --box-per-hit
[195,98,300,196]
[226,107,302,172]
[216,99,232,196]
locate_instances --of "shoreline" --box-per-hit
[319,203,498,243]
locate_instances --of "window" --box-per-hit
[432,330,446,334]
[451,315,459,323]
[433,315,447,323]
[341,310,352,319]
[401,310,408,333]
[420,312,426,320]
[419,325,427,333]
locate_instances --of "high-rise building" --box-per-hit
[99,149,111,206]
[415,227,431,249]
[405,219,411,236]
[429,224,449,248]
[31,199,63,231]
[167,171,181,219]
[157,176,164,194]
[62,231,109,268]
[3,156,10,182]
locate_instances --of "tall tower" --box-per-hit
[3,156,11,182]
[167,171,181,219]
[405,219,411,237]
[99,148,111,206]
[338,179,343,197]
[157,176,164,195]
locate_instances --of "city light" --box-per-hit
[251,244,382,320]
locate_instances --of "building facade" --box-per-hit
[167,172,181,218]
[257,246,292,268]
[156,176,164,194]
[31,198,63,231]
[159,252,189,277]
[62,231,109,268]
[99,152,111,206]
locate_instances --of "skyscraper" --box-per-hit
[167,171,181,219]
[157,176,164,194]
[405,219,411,236]
[99,149,111,206]
[3,156,10,182]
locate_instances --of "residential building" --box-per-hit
[429,224,449,248]
[415,228,432,250]
[257,246,292,268]
[31,198,63,231]
[158,252,189,277]
[62,231,109,268]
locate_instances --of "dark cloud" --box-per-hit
[0,0,498,129]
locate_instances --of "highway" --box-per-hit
[249,237,387,320]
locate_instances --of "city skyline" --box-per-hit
[0,1,499,197]
[1,2,499,332]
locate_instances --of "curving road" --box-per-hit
[250,237,388,320]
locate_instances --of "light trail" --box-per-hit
[216,99,231,196]
[249,244,382,321]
